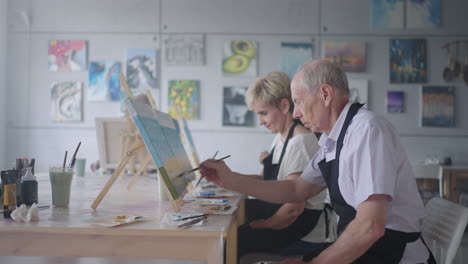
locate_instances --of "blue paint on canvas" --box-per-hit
[88,61,121,101]
[407,0,441,28]
[390,39,426,83]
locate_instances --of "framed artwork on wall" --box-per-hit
[390,39,427,84]
[421,86,455,127]
[280,42,313,78]
[222,86,254,127]
[50,81,82,122]
[222,40,258,77]
[167,80,200,120]
[386,91,405,113]
[126,48,157,91]
[48,40,88,72]
[322,40,366,72]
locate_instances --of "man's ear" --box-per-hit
[319,84,333,107]
[280,98,290,114]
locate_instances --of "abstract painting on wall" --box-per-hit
[168,80,200,120]
[280,42,313,78]
[406,0,441,28]
[387,91,405,113]
[421,86,455,127]
[222,86,254,127]
[348,79,368,108]
[50,81,82,122]
[322,41,366,72]
[390,39,427,84]
[88,61,122,101]
[222,40,257,77]
[126,48,157,91]
[48,40,87,72]
[371,0,404,29]
[163,34,205,66]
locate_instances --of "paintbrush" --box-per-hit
[69,141,81,168]
[176,155,230,178]
[176,215,207,229]
[173,214,208,222]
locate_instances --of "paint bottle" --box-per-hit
[1,170,18,218]
[21,168,38,206]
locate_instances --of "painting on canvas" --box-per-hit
[88,61,122,101]
[390,39,427,84]
[126,99,194,200]
[48,40,87,72]
[126,48,157,91]
[421,86,455,127]
[50,81,82,122]
[406,0,441,28]
[222,86,254,127]
[387,91,405,113]
[168,80,200,120]
[323,41,366,72]
[222,40,258,77]
[164,34,205,66]
[280,42,313,78]
[371,0,404,29]
[348,79,368,108]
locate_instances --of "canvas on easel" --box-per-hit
[176,117,201,178]
[126,98,196,201]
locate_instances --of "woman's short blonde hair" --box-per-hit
[245,71,293,112]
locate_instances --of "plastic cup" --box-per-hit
[49,167,73,207]
[74,158,86,177]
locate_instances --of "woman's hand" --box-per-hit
[259,151,269,164]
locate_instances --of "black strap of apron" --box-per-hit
[276,119,300,167]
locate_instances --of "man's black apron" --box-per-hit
[310,103,435,264]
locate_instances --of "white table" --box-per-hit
[0,173,244,264]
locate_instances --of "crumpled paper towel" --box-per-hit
[11,203,39,223]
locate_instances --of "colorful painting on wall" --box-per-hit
[371,0,404,29]
[126,48,157,91]
[88,61,122,101]
[168,80,200,120]
[48,40,87,72]
[163,34,205,66]
[50,81,82,122]
[222,86,254,127]
[421,86,455,127]
[406,0,441,28]
[390,39,427,84]
[322,41,366,72]
[387,91,405,113]
[126,99,194,200]
[222,40,258,77]
[280,42,313,78]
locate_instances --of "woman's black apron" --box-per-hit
[305,103,435,264]
[239,120,324,257]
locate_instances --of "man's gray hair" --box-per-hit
[299,60,349,96]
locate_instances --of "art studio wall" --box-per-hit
[4,0,468,174]
[0,1,7,169]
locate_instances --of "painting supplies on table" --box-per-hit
[176,215,207,229]
[1,170,18,218]
[93,215,146,228]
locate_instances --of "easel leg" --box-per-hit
[127,154,152,190]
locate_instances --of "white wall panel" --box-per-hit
[0,0,8,169]
[8,0,160,33]
[161,0,320,34]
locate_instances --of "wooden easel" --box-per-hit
[91,73,182,212]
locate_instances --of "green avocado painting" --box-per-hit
[222,40,258,77]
